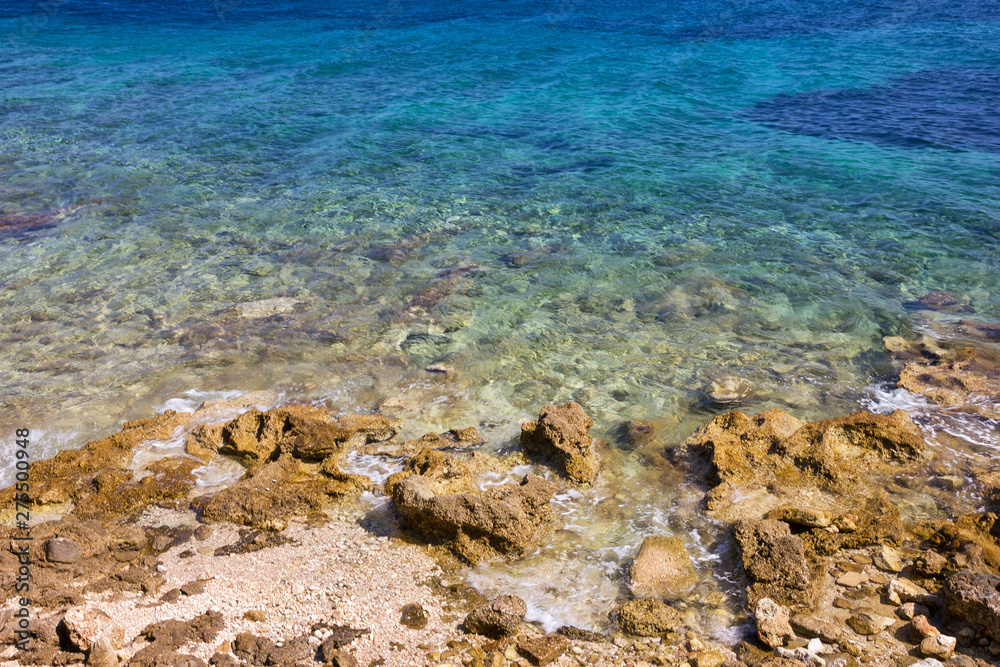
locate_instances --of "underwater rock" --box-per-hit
[941,571,1000,642]
[521,401,601,484]
[628,535,699,600]
[706,376,754,404]
[732,519,814,608]
[616,598,683,636]
[916,290,973,313]
[389,468,556,564]
[619,419,656,449]
[462,595,527,638]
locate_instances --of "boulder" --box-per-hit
[789,614,842,643]
[616,599,683,636]
[754,598,795,648]
[521,402,601,484]
[390,472,556,563]
[463,596,527,638]
[60,607,126,652]
[45,537,81,564]
[732,519,812,607]
[629,535,699,599]
[941,570,1000,642]
[919,635,956,661]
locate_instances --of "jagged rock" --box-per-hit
[928,513,1000,573]
[732,519,812,607]
[390,470,556,563]
[46,537,81,564]
[805,492,906,555]
[202,453,367,529]
[616,599,683,636]
[329,650,359,667]
[629,535,699,599]
[913,550,949,578]
[516,634,568,666]
[871,544,904,573]
[521,402,601,484]
[60,607,126,652]
[130,611,224,667]
[463,596,527,638]
[754,598,795,648]
[317,626,369,659]
[887,578,936,606]
[941,570,1000,642]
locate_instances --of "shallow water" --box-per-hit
[2,0,999,633]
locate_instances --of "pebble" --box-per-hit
[837,572,869,588]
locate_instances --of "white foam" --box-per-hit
[157,389,246,415]
[0,427,80,489]
[339,451,405,485]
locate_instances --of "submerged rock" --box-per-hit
[521,402,601,484]
[389,466,556,563]
[706,376,753,404]
[628,535,699,599]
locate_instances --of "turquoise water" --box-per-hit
[2,0,1000,632]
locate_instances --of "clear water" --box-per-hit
[2,0,1000,633]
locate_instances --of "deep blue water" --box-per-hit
[2,0,999,631]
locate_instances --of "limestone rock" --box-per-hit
[919,635,956,661]
[790,614,842,644]
[390,472,556,563]
[846,609,895,635]
[516,634,568,666]
[629,535,699,599]
[886,578,936,606]
[463,596,527,638]
[871,544,904,573]
[616,599,683,636]
[61,607,126,652]
[521,402,601,484]
[941,570,1000,642]
[754,598,795,648]
[913,550,949,578]
[775,638,826,667]
[732,519,812,607]
[765,505,832,529]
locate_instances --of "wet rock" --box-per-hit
[628,535,699,599]
[790,614,842,644]
[919,635,956,660]
[846,609,895,635]
[871,544,904,573]
[521,402,601,484]
[941,570,1000,642]
[400,603,427,629]
[888,339,1000,419]
[516,634,568,666]
[732,519,812,607]
[389,470,556,564]
[60,607,126,652]
[616,599,683,636]
[462,596,526,638]
[46,537,81,564]
[202,453,367,529]
[707,376,753,404]
[765,506,833,529]
[754,598,795,648]
[620,420,656,449]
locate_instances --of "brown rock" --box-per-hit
[621,420,656,448]
[942,570,1000,642]
[463,596,526,638]
[917,291,971,313]
[521,402,601,484]
[60,607,126,652]
[400,603,427,629]
[846,609,895,635]
[909,615,939,640]
[789,614,842,644]
[616,599,683,636]
[45,537,80,564]
[754,598,795,648]
[629,535,699,599]
[765,506,832,529]
[390,471,556,563]
[516,634,568,666]
[732,519,811,607]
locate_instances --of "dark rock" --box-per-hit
[194,525,213,541]
[942,570,1000,642]
[462,595,526,638]
[330,650,359,667]
[389,471,556,563]
[159,588,181,604]
[46,538,81,564]
[616,599,683,636]
[917,291,972,313]
[209,654,239,667]
[619,420,656,449]
[732,519,812,607]
[130,611,225,667]
[914,551,949,578]
[317,626,369,659]
[521,402,601,484]
[399,603,427,630]
[516,634,568,666]
[180,580,208,596]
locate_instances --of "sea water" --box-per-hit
[2,0,999,633]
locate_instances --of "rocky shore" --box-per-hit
[2,330,1000,667]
